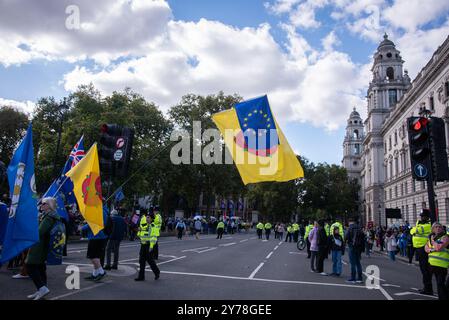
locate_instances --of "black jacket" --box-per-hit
[328,234,345,255]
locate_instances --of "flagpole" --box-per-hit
[106,141,176,202]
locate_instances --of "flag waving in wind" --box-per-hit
[65,143,104,235]
[44,135,85,221]
[212,95,304,184]
[0,124,39,263]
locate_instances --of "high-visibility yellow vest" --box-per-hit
[330,222,343,236]
[292,223,299,231]
[257,223,264,230]
[139,216,151,244]
[427,236,449,269]
[305,224,313,239]
[287,226,293,233]
[217,222,225,229]
[325,223,330,236]
[411,222,432,248]
[149,223,158,249]
[153,213,162,237]
[265,223,272,230]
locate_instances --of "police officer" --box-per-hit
[425,222,449,300]
[264,222,272,240]
[410,209,433,295]
[305,220,314,258]
[324,219,331,237]
[330,219,344,237]
[292,222,300,242]
[152,206,162,260]
[285,224,293,242]
[256,222,264,239]
[216,220,225,239]
[135,211,160,281]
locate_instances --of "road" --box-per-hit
[0,231,440,300]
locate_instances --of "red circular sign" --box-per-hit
[116,138,125,148]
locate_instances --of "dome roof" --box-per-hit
[350,107,360,118]
[378,33,395,49]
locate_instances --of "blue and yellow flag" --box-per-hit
[212,95,304,184]
[0,124,39,263]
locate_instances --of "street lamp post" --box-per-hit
[52,98,69,179]
[378,204,382,228]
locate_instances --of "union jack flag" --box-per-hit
[69,135,85,168]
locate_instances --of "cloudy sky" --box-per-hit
[1,0,449,165]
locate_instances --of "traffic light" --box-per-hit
[98,124,134,178]
[408,117,431,180]
[429,117,449,181]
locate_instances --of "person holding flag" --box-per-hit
[66,143,107,281]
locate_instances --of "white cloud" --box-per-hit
[322,30,341,52]
[384,0,449,32]
[0,98,36,115]
[0,0,171,66]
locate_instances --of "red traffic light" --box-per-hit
[411,117,429,131]
[100,124,122,135]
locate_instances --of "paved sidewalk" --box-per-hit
[371,246,419,266]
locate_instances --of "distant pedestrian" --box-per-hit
[194,218,202,240]
[316,220,329,275]
[305,220,314,259]
[385,229,397,261]
[285,224,293,242]
[105,209,126,270]
[329,226,345,277]
[256,222,264,239]
[345,217,365,283]
[216,220,225,239]
[308,222,318,272]
[176,220,186,239]
[264,222,272,240]
[278,224,285,241]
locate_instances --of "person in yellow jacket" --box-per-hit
[265,222,272,240]
[330,221,344,238]
[135,212,160,281]
[151,206,162,260]
[410,209,433,295]
[424,222,449,300]
[256,222,264,239]
[285,224,293,242]
[292,222,300,242]
[216,220,225,239]
[305,221,314,258]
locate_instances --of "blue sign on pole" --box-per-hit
[414,163,428,179]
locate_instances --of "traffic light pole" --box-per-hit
[426,160,437,224]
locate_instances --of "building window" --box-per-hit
[389,136,392,150]
[354,144,360,155]
[404,181,407,194]
[395,158,399,176]
[395,186,398,198]
[394,131,398,145]
[387,67,394,79]
[430,96,435,111]
[445,81,449,97]
[353,161,358,166]
[413,204,417,222]
[389,89,397,107]
[353,129,359,139]
[406,205,409,222]
[422,181,426,190]
[389,188,392,199]
[401,183,404,196]
[412,179,416,192]
[446,198,449,221]
[385,190,387,200]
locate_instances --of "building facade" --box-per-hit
[343,34,449,227]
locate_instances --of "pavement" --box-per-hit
[0,231,440,300]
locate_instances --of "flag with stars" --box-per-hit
[212,95,304,184]
[65,143,104,235]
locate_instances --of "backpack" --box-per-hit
[47,218,66,266]
[352,227,366,251]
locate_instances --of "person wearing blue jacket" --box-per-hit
[105,209,127,270]
[81,206,109,281]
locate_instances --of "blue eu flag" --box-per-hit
[0,124,39,263]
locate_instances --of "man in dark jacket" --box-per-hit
[316,220,329,275]
[105,210,127,270]
[345,217,365,283]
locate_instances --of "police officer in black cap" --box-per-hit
[410,209,433,295]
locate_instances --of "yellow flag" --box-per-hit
[212,95,304,185]
[65,143,104,235]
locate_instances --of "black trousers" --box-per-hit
[285,233,292,242]
[151,241,159,260]
[177,228,183,239]
[257,229,263,239]
[416,247,433,292]
[293,231,299,243]
[138,244,160,279]
[106,239,121,267]
[306,238,311,258]
[26,264,47,290]
[316,249,326,273]
[407,246,415,264]
[216,228,224,239]
[430,266,448,300]
[265,230,271,240]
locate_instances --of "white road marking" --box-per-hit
[262,240,268,242]
[266,252,273,259]
[160,271,377,290]
[219,242,236,247]
[197,248,218,253]
[411,287,419,291]
[278,242,283,246]
[181,247,209,252]
[383,284,401,288]
[50,280,112,300]
[274,246,279,250]
[363,271,386,282]
[62,262,93,267]
[394,291,438,299]
[289,252,306,255]
[240,239,249,243]
[250,237,257,240]
[249,263,264,279]
[156,256,186,266]
[378,285,394,300]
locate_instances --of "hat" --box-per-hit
[420,209,430,217]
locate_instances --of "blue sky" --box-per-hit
[1,0,449,165]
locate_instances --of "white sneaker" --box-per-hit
[320,272,328,276]
[13,274,29,279]
[27,291,39,299]
[33,286,50,300]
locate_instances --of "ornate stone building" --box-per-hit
[343,34,449,227]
